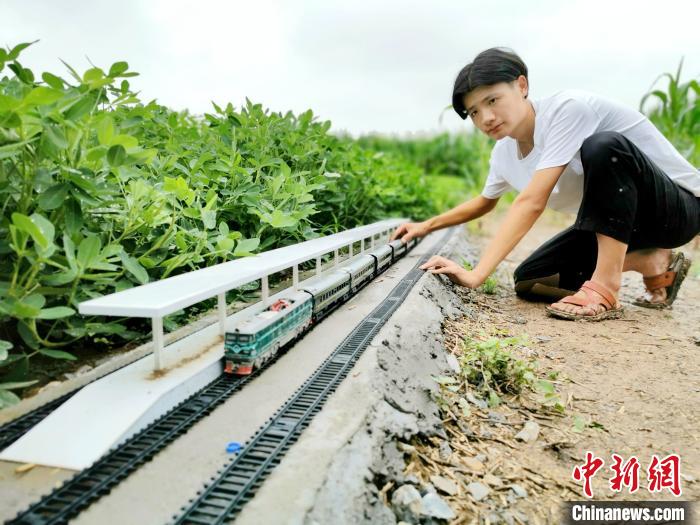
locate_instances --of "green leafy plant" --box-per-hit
[0,41,441,402]
[639,58,699,166]
[434,335,563,413]
[460,258,499,294]
[355,131,495,208]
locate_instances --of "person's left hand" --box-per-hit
[419,255,484,288]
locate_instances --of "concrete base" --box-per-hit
[235,228,473,524]
[0,282,337,470]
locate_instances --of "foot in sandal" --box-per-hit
[546,280,624,321]
[633,251,691,308]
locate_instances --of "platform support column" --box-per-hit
[361,238,365,252]
[316,256,322,275]
[349,243,353,258]
[334,249,339,266]
[262,275,269,305]
[293,265,299,289]
[217,293,226,335]
[152,317,164,371]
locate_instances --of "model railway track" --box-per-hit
[5,322,334,525]
[173,229,452,525]
[0,392,77,452]
[7,231,447,525]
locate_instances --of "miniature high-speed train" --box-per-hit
[223,238,420,375]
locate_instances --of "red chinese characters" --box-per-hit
[609,454,640,493]
[648,454,682,497]
[573,451,605,498]
[573,453,683,498]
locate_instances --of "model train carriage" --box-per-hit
[388,239,408,259]
[337,254,375,293]
[370,244,393,274]
[224,290,313,375]
[301,271,351,320]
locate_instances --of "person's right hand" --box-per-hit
[390,221,430,243]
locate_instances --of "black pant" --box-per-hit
[514,131,700,296]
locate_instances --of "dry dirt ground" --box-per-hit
[405,211,699,524]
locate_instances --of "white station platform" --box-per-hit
[0,323,224,470]
[0,220,405,471]
[0,283,311,470]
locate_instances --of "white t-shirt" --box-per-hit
[481,89,700,214]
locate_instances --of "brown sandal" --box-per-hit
[545,280,624,321]
[633,252,691,309]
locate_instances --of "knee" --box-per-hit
[580,131,625,165]
[513,261,527,285]
[513,262,536,297]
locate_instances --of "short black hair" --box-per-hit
[452,47,528,120]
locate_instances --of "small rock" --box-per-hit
[500,512,517,525]
[488,411,506,424]
[445,353,461,373]
[420,492,456,520]
[681,473,696,483]
[483,473,503,487]
[397,442,416,454]
[462,457,485,473]
[430,475,459,496]
[457,421,475,437]
[474,453,487,463]
[481,430,494,439]
[405,474,420,485]
[466,392,488,410]
[512,315,528,324]
[467,481,491,501]
[438,440,453,461]
[487,512,505,525]
[392,484,423,522]
[511,484,528,498]
[535,335,552,343]
[693,336,700,347]
[521,346,538,358]
[515,421,540,443]
[421,483,437,495]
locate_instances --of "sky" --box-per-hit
[2,0,699,137]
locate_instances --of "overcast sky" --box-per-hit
[2,0,699,137]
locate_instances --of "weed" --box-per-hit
[433,334,564,412]
[460,258,499,294]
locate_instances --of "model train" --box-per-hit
[223,238,420,375]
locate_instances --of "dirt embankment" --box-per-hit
[406,212,699,524]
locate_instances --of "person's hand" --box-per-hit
[419,255,484,288]
[390,221,430,243]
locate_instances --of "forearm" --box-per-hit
[473,198,544,281]
[427,195,497,232]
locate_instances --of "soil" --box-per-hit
[409,210,700,524]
